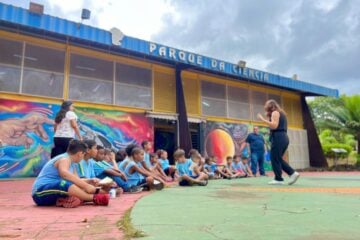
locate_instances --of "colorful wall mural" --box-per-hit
[0,98,153,178]
[204,121,272,170]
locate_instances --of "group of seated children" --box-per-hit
[31,139,256,208]
[204,154,254,179]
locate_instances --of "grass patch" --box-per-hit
[117,208,146,239]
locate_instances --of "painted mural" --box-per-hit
[204,121,272,170]
[0,98,153,178]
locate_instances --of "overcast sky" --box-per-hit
[3,0,359,95]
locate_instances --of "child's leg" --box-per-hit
[111,176,130,192]
[67,184,93,201]
[195,172,208,181]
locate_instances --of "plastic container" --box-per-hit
[109,187,116,199]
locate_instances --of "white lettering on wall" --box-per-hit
[188,53,195,63]
[219,62,225,71]
[169,48,176,60]
[149,43,157,53]
[197,56,203,65]
[179,51,186,61]
[159,46,166,56]
[211,59,218,68]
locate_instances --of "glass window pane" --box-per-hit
[252,104,265,120]
[115,83,151,109]
[202,97,227,117]
[201,81,226,99]
[0,66,20,92]
[22,70,63,97]
[69,76,113,104]
[0,38,22,93]
[0,38,22,65]
[22,44,65,97]
[268,93,282,105]
[251,90,267,105]
[116,63,151,87]
[227,86,249,103]
[228,102,250,119]
[24,44,65,72]
[70,54,113,81]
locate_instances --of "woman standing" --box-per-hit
[257,99,299,185]
[51,101,82,158]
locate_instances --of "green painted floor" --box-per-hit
[131,174,360,240]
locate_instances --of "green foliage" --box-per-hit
[308,95,360,153]
[322,143,352,158]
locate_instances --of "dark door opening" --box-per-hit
[154,119,177,164]
[189,123,201,153]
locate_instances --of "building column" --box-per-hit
[301,95,328,167]
[175,65,192,154]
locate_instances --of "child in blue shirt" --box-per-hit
[240,155,254,177]
[124,147,163,190]
[32,140,109,207]
[232,155,247,178]
[157,149,176,178]
[94,145,141,193]
[175,149,208,186]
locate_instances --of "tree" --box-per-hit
[315,95,360,154]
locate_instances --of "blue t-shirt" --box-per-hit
[240,162,250,173]
[75,159,96,179]
[232,162,242,172]
[159,158,170,170]
[118,157,130,172]
[176,159,192,176]
[144,152,151,168]
[32,153,75,195]
[204,163,217,173]
[246,133,265,153]
[124,161,144,185]
[93,160,112,177]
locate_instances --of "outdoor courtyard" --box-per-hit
[1,172,359,240]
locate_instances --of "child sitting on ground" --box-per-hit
[124,147,164,190]
[221,156,236,179]
[174,149,208,186]
[204,157,222,179]
[232,155,247,178]
[94,145,142,193]
[149,153,172,182]
[157,149,176,179]
[32,140,109,208]
[240,155,254,177]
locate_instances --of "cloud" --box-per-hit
[152,0,360,95]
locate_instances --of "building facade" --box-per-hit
[0,3,338,178]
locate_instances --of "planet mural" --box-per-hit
[205,128,235,165]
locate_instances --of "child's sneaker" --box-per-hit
[153,180,164,190]
[56,196,82,208]
[198,180,208,186]
[288,172,300,185]
[268,180,285,185]
[126,186,143,194]
[93,193,110,206]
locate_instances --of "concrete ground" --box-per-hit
[131,172,360,240]
[0,179,148,240]
[0,172,359,240]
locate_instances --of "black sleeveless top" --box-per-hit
[270,111,287,133]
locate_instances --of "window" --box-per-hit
[201,81,227,117]
[22,44,65,97]
[0,38,22,93]
[69,54,113,104]
[227,86,250,119]
[268,93,282,106]
[251,90,267,120]
[115,63,152,109]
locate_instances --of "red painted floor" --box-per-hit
[0,179,149,240]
